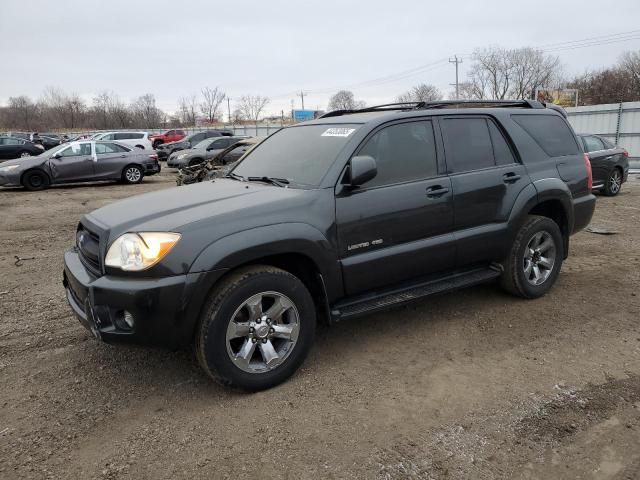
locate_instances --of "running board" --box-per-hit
[331,267,501,321]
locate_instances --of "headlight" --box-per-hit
[105,232,181,271]
[177,153,187,159]
[0,165,20,172]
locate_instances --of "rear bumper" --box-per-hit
[63,248,226,349]
[144,162,161,175]
[572,193,596,234]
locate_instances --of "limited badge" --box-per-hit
[321,128,356,137]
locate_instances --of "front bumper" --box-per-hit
[0,170,22,187]
[63,248,225,349]
[167,155,188,168]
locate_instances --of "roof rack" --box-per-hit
[319,99,549,118]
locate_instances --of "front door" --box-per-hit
[336,119,455,296]
[48,142,95,183]
[439,116,529,266]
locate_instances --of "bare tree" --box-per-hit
[130,94,164,128]
[238,95,269,132]
[396,84,442,103]
[178,94,198,126]
[466,47,562,100]
[200,87,226,123]
[231,108,245,124]
[7,96,38,130]
[620,50,640,96]
[328,90,365,111]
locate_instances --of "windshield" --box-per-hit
[194,139,212,149]
[42,143,72,156]
[232,124,360,186]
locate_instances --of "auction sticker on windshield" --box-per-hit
[321,128,356,137]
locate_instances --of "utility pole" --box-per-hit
[298,91,305,110]
[227,97,231,125]
[449,55,463,99]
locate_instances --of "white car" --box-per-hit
[92,131,153,150]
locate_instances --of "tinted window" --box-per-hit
[512,115,580,157]
[4,138,23,145]
[233,124,360,187]
[210,139,228,149]
[601,137,615,149]
[115,132,144,140]
[59,143,92,157]
[441,118,494,172]
[358,120,438,187]
[583,135,604,152]
[488,121,516,165]
[96,142,128,154]
[190,133,205,143]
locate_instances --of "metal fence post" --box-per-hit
[615,102,623,145]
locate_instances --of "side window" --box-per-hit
[583,135,604,152]
[488,121,517,165]
[211,139,228,149]
[166,130,175,136]
[441,118,494,172]
[5,138,22,145]
[191,133,205,143]
[101,133,115,140]
[59,143,92,157]
[176,130,185,136]
[512,115,580,157]
[95,142,123,154]
[358,121,438,187]
[601,137,615,149]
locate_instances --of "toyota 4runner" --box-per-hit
[63,100,596,391]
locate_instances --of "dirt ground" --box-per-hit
[1,169,639,480]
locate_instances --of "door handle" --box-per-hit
[503,172,521,183]
[426,185,449,198]
[120,155,127,158]
[605,156,613,160]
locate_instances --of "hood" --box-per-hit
[0,155,47,170]
[86,178,317,241]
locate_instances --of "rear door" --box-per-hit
[0,137,23,159]
[93,142,132,179]
[336,119,455,296]
[439,116,529,266]
[48,142,95,182]
[581,135,611,187]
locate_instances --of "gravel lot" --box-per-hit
[1,170,639,479]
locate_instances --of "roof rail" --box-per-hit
[320,99,548,118]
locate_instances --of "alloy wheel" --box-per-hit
[125,167,141,183]
[523,231,556,286]
[609,170,622,194]
[225,291,300,374]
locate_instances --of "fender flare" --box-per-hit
[189,222,343,299]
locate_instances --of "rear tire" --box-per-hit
[196,266,316,391]
[22,170,50,191]
[603,168,622,196]
[500,215,563,299]
[122,165,144,184]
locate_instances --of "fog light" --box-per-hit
[123,311,135,329]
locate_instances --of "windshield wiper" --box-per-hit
[247,176,289,187]
[225,172,245,181]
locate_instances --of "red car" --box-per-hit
[149,129,186,149]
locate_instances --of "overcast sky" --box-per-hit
[2,0,640,118]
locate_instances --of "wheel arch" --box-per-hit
[20,168,51,187]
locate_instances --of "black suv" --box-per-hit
[63,100,595,391]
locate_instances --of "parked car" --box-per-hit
[166,136,248,168]
[577,134,629,196]
[148,129,186,149]
[92,131,153,150]
[0,140,160,191]
[30,133,61,150]
[156,129,234,161]
[62,100,595,391]
[0,136,45,159]
[176,137,260,185]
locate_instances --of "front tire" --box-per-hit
[22,170,50,191]
[122,165,144,184]
[603,168,622,196]
[500,215,563,299]
[196,266,316,391]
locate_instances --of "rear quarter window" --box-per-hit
[511,114,580,157]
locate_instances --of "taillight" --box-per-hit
[623,149,629,158]
[149,154,158,160]
[583,153,593,191]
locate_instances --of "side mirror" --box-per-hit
[348,155,377,187]
[52,153,62,159]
